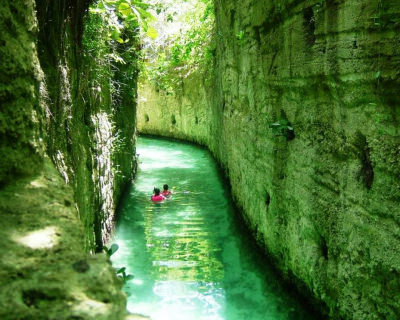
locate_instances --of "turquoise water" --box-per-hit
[111,137,316,320]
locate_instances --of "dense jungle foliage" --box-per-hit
[141,0,215,94]
[83,0,214,96]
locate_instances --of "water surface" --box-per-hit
[111,136,315,320]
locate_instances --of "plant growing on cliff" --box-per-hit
[91,0,157,44]
[84,0,155,80]
[116,267,134,283]
[82,2,141,99]
[104,244,134,283]
[269,119,295,140]
[104,243,119,257]
[82,0,142,141]
[236,30,246,45]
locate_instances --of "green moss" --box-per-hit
[1,0,140,317]
[0,0,43,185]
[32,0,139,251]
[0,160,126,319]
[137,0,400,319]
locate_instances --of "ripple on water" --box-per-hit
[111,137,317,320]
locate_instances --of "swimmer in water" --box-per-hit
[151,188,165,202]
[161,184,172,198]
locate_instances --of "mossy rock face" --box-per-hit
[138,0,400,318]
[0,0,44,185]
[0,160,127,319]
[1,0,140,317]
[32,0,139,251]
[137,71,213,147]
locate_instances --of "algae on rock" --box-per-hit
[0,160,127,320]
[34,0,139,251]
[0,0,140,318]
[138,0,400,319]
[0,0,44,185]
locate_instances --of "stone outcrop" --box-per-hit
[0,0,138,317]
[35,0,138,251]
[138,0,400,318]
[0,0,44,185]
[0,160,127,319]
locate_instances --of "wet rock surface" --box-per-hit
[0,160,127,319]
[138,1,400,318]
[0,0,138,318]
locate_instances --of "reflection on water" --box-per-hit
[111,137,316,320]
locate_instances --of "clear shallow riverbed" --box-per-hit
[111,136,316,320]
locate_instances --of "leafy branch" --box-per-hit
[90,0,157,44]
[142,0,215,93]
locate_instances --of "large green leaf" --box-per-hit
[116,267,126,274]
[146,26,158,39]
[109,243,119,256]
[118,2,131,17]
[124,274,134,281]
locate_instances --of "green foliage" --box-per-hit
[103,243,119,257]
[83,0,152,80]
[90,0,156,44]
[142,0,215,94]
[236,30,245,40]
[82,0,142,117]
[82,11,112,91]
[111,130,126,154]
[103,244,134,283]
[269,119,295,140]
[235,30,246,46]
[115,267,134,283]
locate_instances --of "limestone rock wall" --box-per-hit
[138,0,400,318]
[0,0,138,317]
[0,0,44,185]
[138,72,212,147]
[0,159,127,320]
[35,0,138,251]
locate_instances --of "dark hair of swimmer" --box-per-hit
[153,188,161,195]
[163,184,169,191]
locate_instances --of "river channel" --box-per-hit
[111,136,316,320]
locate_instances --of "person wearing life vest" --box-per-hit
[151,187,165,202]
[161,184,172,198]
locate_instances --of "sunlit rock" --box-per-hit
[14,226,60,249]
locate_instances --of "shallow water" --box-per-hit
[111,136,316,320]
